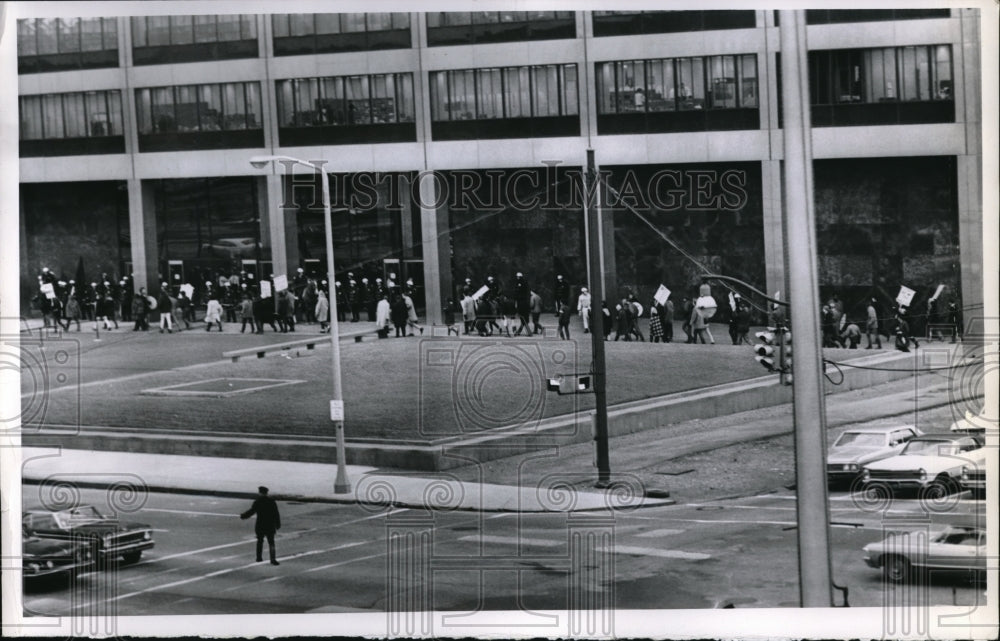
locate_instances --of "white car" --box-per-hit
[826,425,920,484]
[960,447,989,499]
[863,525,987,583]
[861,433,984,498]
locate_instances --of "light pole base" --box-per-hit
[334,483,352,494]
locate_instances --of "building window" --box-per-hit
[131,15,258,65]
[592,11,755,37]
[17,17,118,74]
[804,45,954,126]
[275,74,416,145]
[595,55,759,134]
[426,11,575,46]
[135,82,264,151]
[429,64,579,139]
[271,13,411,55]
[19,90,125,156]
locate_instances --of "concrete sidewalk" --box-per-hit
[20,447,673,513]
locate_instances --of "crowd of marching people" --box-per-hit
[31,263,963,351]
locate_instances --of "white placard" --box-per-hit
[180,284,194,299]
[472,285,489,300]
[40,283,56,299]
[728,291,737,310]
[931,284,945,301]
[329,400,344,421]
[654,284,671,306]
[896,285,916,307]
[260,281,272,299]
[273,274,288,292]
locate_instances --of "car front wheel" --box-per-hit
[884,555,911,583]
[920,477,958,501]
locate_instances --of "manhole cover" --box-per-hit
[141,378,305,398]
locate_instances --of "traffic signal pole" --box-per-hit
[585,149,611,486]
[779,10,834,607]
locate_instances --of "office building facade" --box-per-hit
[16,9,982,322]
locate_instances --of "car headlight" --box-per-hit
[143,531,152,540]
[45,560,54,569]
[862,469,871,482]
[961,466,969,481]
[102,534,114,545]
[847,463,859,472]
[26,562,40,572]
[918,468,927,481]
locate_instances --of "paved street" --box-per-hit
[22,486,986,618]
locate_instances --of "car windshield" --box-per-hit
[834,432,884,447]
[934,528,980,545]
[54,506,106,527]
[901,439,958,456]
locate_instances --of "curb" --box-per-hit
[20,477,675,513]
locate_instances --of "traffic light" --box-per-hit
[755,330,779,372]
[547,374,594,395]
[779,329,792,386]
[754,328,792,385]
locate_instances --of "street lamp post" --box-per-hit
[250,155,351,494]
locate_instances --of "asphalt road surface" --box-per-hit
[22,487,986,619]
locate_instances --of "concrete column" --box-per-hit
[956,8,983,318]
[761,160,786,300]
[127,179,159,298]
[262,173,293,277]
[418,171,449,325]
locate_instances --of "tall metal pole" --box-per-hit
[252,155,351,494]
[319,165,352,494]
[585,149,611,486]
[779,10,833,606]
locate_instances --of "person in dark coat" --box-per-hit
[554,275,569,310]
[390,292,409,337]
[240,486,281,565]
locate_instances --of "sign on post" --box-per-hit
[180,283,194,299]
[273,275,288,292]
[896,285,916,308]
[472,285,489,301]
[329,400,344,421]
[654,284,671,306]
[40,283,56,299]
[931,284,945,301]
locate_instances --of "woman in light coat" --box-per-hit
[205,296,224,332]
[315,290,330,333]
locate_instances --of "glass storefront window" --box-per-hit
[137,82,261,134]
[395,75,414,121]
[19,90,123,140]
[18,20,37,56]
[345,75,370,124]
[810,45,953,105]
[57,18,81,53]
[170,16,194,45]
[80,18,104,51]
[36,19,58,54]
[476,68,503,119]
[278,73,413,129]
[431,64,578,121]
[147,16,171,46]
[934,45,952,99]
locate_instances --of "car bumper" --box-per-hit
[23,561,93,579]
[864,478,929,489]
[863,555,880,569]
[100,540,154,557]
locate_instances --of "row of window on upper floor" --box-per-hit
[17,9,953,73]
[17,46,957,156]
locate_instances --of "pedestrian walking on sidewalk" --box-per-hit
[865,298,882,349]
[557,301,571,339]
[157,285,174,333]
[240,486,281,565]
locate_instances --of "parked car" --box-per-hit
[863,525,986,583]
[23,505,154,565]
[827,425,921,484]
[860,432,984,498]
[22,523,94,583]
[960,447,989,499]
[949,408,989,433]
[202,237,257,258]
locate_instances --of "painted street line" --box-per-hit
[635,528,685,538]
[142,507,242,517]
[457,534,563,547]
[603,544,711,561]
